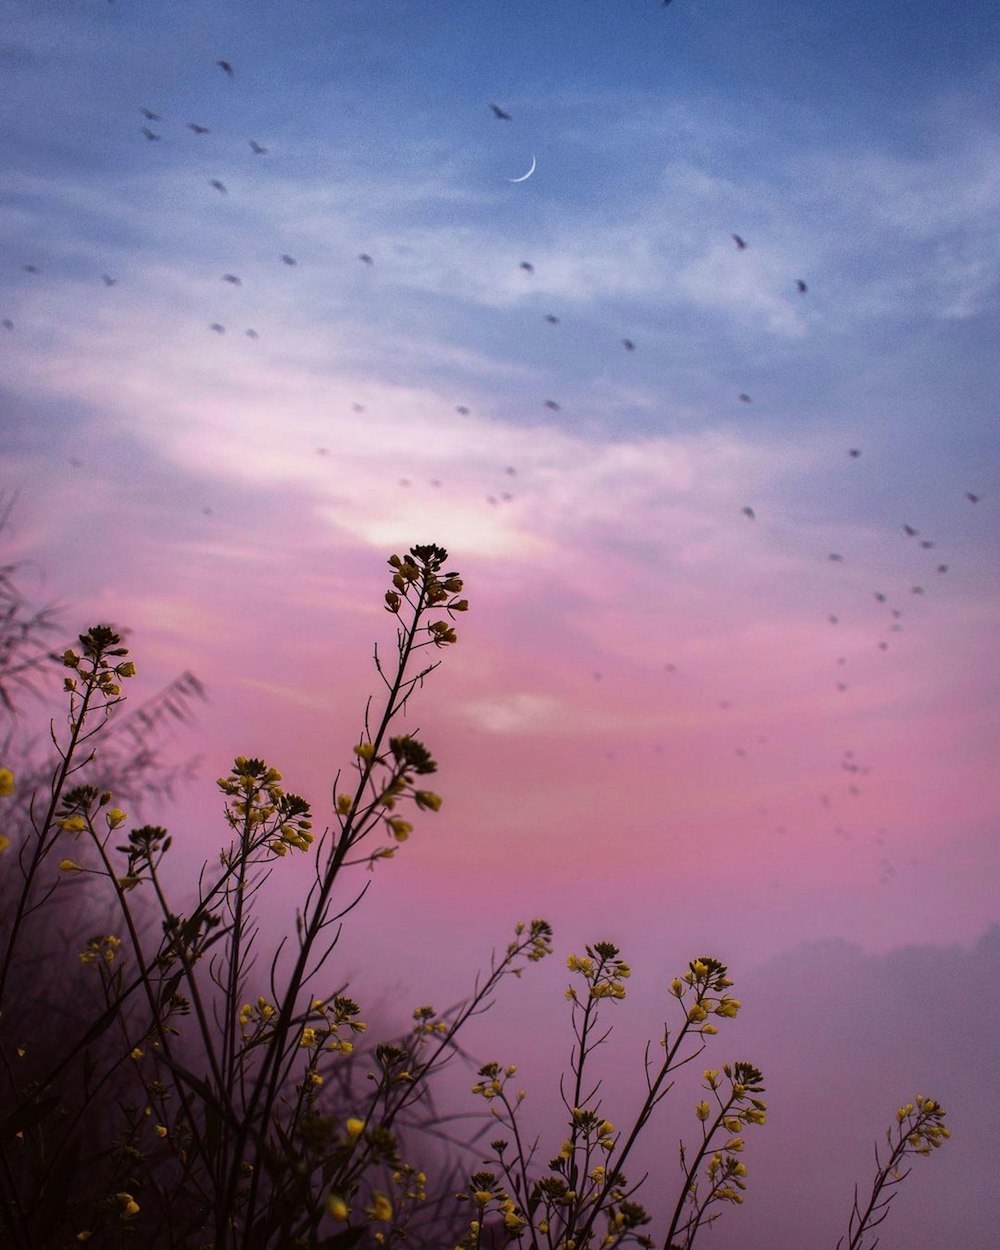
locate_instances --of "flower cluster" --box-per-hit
[454,1170,527,1248]
[507,918,555,964]
[565,941,632,1002]
[292,994,367,1058]
[217,756,313,856]
[383,546,468,646]
[61,626,136,699]
[668,957,741,1036]
[894,1095,950,1156]
[471,1061,524,1108]
[78,934,122,966]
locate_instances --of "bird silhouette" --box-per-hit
[848,448,861,458]
[544,314,559,324]
[217,60,234,77]
[23,265,39,274]
[187,123,210,134]
[936,564,949,573]
[209,323,225,333]
[966,491,980,503]
[222,274,241,285]
[738,393,752,403]
[281,254,297,265]
[828,553,844,561]
[621,338,635,351]
[455,405,470,415]
[796,279,808,293]
[245,328,258,339]
[210,179,227,194]
[919,539,934,549]
[902,523,918,536]
[1,320,13,331]
[101,275,116,287]
[742,506,756,520]
[141,127,161,141]
[249,140,268,154]
[874,591,886,602]
[519,261,534,273]
[139,107,161,121]
[489,102,512,120]
[358,253,373,266]
[732,234,747,249]
[544,399,560,411]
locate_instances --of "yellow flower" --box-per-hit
[414,790,442,811]
[0,834,10,855]
[0,768,15,797]
[386,817,412,841]
[345,1117,365,1139]
[327,1194,349,1221]
[696,1101,711,1122]
[106,808,127,829]
[155,1124,168,1137]
[60,859,85,872]
[57,815,87,833]
[369,1192,393,1222]
[116,1193,140,1220]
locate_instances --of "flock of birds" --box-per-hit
[5,48,990,894]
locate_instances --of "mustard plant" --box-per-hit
[0,538,952,1250]
[837,1096,951,1250]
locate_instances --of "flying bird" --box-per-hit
[141,127,161,141]
[544,399,561,411]
[210,179,227,194]
[101,275,116,287]
[1,320,13,331]
[873,591,886,602]
[187,122,210,134]
[358,253,373,265]
[222,274,241,285]
[848,448,861,458]
[245,328,258,339]
[966,491,980,503]
[209,323,225,333]
[919,539,934,549]
[455,405,470,415]
[828,553,844,561]
[796,279,808,293]
[902,523,918,536]
[911,586,925,595]
[139,107,161,121]
[936,564,949,573]
[23,265,39,274]
[544,314,559,324]
[519,261,534,273]
[280,254,297,266]
[621,338,635,351]
[216,60,234,77]
[742,506,756,520]
[489,102,512,120]
[249,140,268,154]
[738,393,752,403]
[732,234,747,249]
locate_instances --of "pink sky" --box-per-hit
[3,1,999,1241]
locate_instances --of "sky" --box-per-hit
[2,0,999,1244]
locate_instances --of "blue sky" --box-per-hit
[2,2,999,1245]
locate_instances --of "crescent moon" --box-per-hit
[509,155,536,183]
